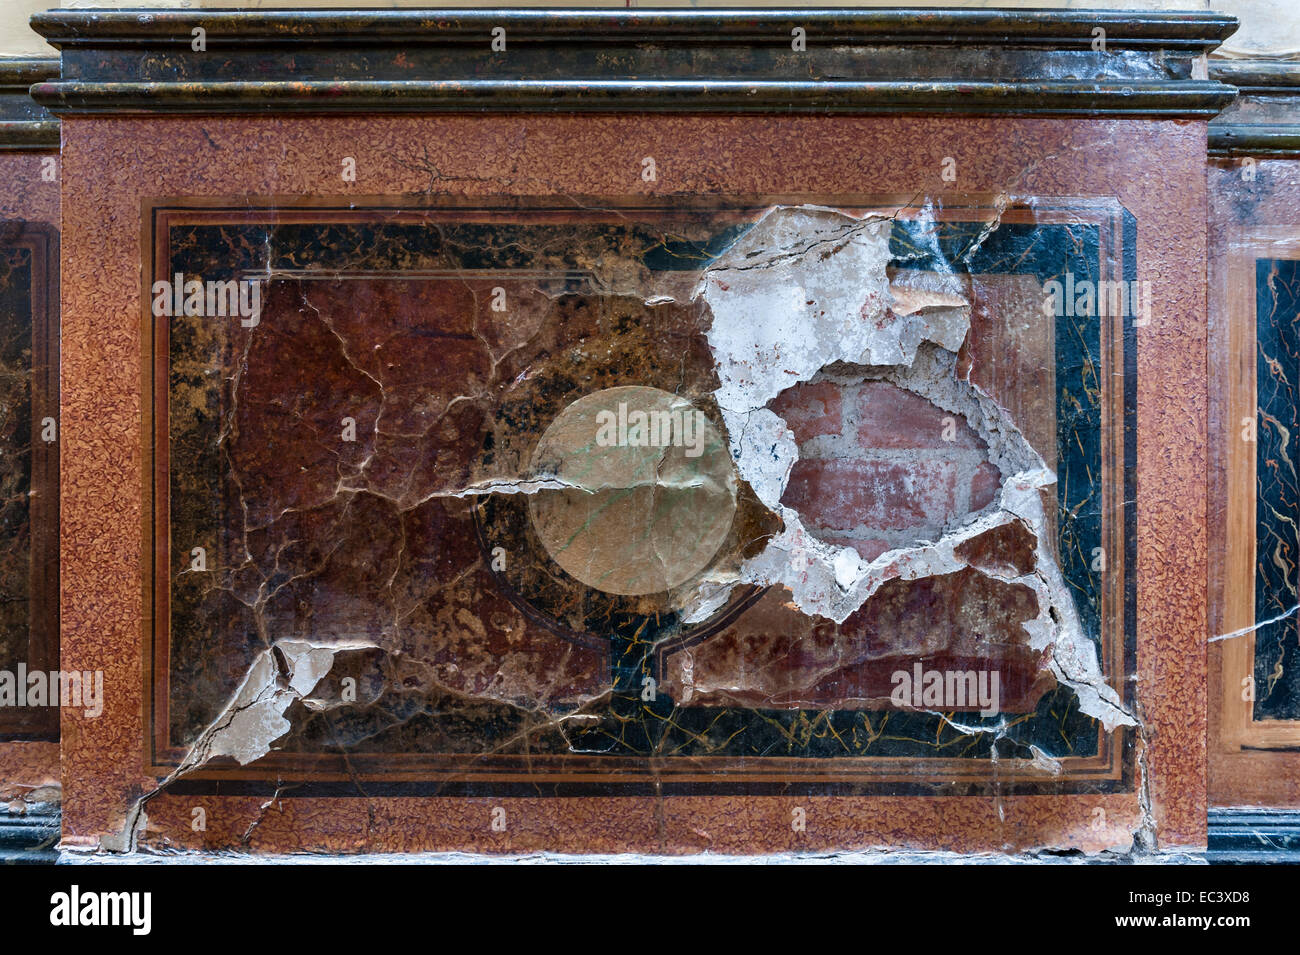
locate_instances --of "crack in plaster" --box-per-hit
[1210,602,1300,641]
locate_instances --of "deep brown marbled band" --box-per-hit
[30,9,1237,118]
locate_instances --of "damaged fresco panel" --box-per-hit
[146,197,1135,806]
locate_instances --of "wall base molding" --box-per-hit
[1208,809,1300,864]
[0,807,59,865]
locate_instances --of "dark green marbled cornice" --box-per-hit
[1210,59,1300,156]
[0,58,59,150]
[30,8,1238,117]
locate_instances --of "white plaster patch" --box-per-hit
[198,639,369,766]
[691,204,1135,730]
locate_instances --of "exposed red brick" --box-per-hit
[855,381,984,450]
[769,380,843,443]
[969,462,1002,511]
[782,459,958,531]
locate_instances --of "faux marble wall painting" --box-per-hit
[0,244,37,677]
[0,220,57,742]
[145,197,1135,797]
[1253,258,1299,722]
[1207,163,1300,807]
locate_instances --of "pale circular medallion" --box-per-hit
[527,385,737,596]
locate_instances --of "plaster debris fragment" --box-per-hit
[454,477,588,497]
[1028,745,1063,775]
[185,639,366,767]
